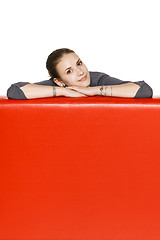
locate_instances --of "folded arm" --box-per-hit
[99,82,153,98]
[67,81,153,98]
[7,82,87,99]
[7,79,153,99]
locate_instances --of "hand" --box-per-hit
[61,87,87,97]
[66,86,98,96]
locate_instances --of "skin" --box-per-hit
[53,52,90,87]
[53,52,140,97]
[53,52,102,96]
[20,52,140,99]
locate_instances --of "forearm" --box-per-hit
[20,84,62,99]
[94,83,140,98]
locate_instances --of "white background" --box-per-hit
[0,0,160,97]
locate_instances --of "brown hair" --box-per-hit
[46,48,75,78]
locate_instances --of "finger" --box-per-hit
[66,87,89,96]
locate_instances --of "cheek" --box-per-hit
[64,74,77,84]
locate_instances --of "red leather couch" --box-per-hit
[1,96,160,240]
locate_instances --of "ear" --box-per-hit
[53,78,64,87]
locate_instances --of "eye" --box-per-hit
[67,69,72,74]
[77,60,82,65]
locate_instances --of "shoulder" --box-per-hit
[89,71,109,86]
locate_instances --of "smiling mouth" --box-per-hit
[79,75,87,81]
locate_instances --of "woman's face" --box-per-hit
[53,52,90,87]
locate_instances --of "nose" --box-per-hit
[77,67,84,76]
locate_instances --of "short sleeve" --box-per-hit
[7,82,30,99]
[134,81,153,98]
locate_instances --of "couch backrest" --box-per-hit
[1,96,160,240]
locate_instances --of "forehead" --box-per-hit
[58,53,80,68]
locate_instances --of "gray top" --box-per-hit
[7,71,153,99]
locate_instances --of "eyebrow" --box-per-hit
[65,58,81,72]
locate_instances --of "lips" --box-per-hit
[79,75,87,81]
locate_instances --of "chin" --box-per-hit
[78,77,90,87]
[78,82,89,87]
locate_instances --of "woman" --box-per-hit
[7,48,153,99]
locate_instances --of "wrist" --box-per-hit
[96,86,108,96]
[94,86,103,96]
[54,87,65,97]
